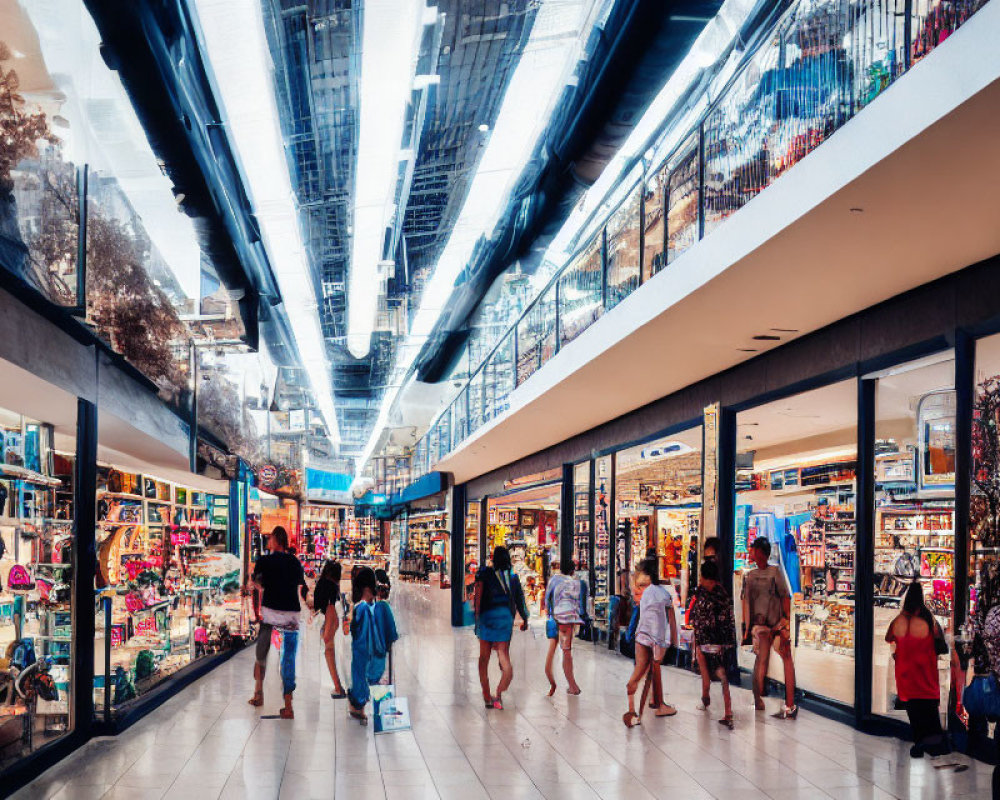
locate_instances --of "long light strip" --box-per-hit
[357,0,759,483]
[347,1,428,359]
[352,0,605,485]
[192,0,339,445]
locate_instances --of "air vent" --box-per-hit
[752,334,781,341]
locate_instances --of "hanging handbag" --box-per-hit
[546,617,558,640]
[963,673,1000,720]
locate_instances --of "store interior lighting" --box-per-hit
[191,0,340,445]
[346,1,430,359]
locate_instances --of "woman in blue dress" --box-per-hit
[474,546,529,710]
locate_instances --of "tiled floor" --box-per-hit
[10,584,993,800]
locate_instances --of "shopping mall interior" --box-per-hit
[2,0,1000,798]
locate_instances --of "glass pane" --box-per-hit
[0,406,75,769]
[615,426,703,594]
[469,371,484,435]
[666,133,700,265]
[517,302,542,385]
[463,501,480,623]
[485,333,514,420]
[573,462,591,574]
[850,0,908,111]
[487,479,561,616]
[969,336,1000,686]
[704,2,851,236]
[910,0,989,67]
[643,168,667,280]
[872,352,955,720]
[452,389,468,446]
[557,236,603,349]
[593,455,613,634]
[735,379,857,706]
[606,186,641,309]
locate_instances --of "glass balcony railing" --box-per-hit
[415,0,991,471]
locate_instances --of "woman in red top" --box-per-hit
[886,582,949,757]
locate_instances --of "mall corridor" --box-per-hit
[9,585,991,800]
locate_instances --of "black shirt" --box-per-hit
[252,551,306,612]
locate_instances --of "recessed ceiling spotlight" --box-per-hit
[850,207,864,214]
[752,334,781,341]
[478,124,489,132]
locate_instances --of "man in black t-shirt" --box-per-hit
[248,526,307,718]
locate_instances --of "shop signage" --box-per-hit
[259,464,279,490]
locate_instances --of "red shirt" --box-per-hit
[894,628,940,701]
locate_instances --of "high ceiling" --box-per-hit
[260,0,540,460]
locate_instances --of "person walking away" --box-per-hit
[886,581,950,757]
[474,546,529,710]
[741,536,797,718]
[247,526,307,719]
[368,568,399,684]
[544,559,588,696]
[312,559,348,698]
[624,558,677,726]
[346,566,385,724]
[689,560,737,728]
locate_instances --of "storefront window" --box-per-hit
[970,335,1000,663]
[401,498,449,586]
[606,186,641,310]
[0,400,75,771]
[95,467,239,716]
[463,501,480,623]
[557,236,603,349]
[735,380,857,706]
[593,455,612,634]
[615,426,703,603]
[871,352,955,719]
[486,471,561,615]
[572,462,591,575]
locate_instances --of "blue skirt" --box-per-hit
[477,606,514,643]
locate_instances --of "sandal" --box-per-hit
[654,704,677,717]
[772,704,798,720]
[491,697,504,711]
[719,715,734,730]
[348,704,368,725]
[330,690,347,699]
[701,695,711,709]
[484,697,494,709]
[622,711,641,728]
[248,691,263,707]
[279,707,294,719]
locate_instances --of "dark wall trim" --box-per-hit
[854,378,876,727]
[450,483,467,627]
[72,398,98,740]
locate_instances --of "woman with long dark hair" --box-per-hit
[312,559,348,698]
[886,581,949,757]
[473,546,529,710]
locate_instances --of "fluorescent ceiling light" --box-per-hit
[192,0,340,445]
[352,0,604,485]
[347,0,427,359]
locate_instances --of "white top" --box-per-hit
[547,573,583,624]
[636,583,671,648]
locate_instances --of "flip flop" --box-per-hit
[279,707,294,719]
[622,711,641,728]
[248,691,263,707]
[719,715,734,730]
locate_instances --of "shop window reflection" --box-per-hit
[735,380,857,706]
[0,402,75,771]
[871,354,955,719]
[606,187,641,310]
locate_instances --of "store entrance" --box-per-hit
[486,479,561,615]
[735,379,858,707]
